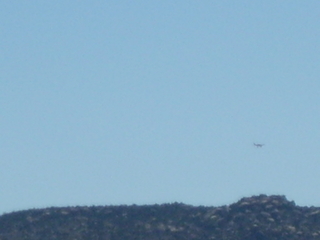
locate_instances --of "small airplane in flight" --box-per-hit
[253,143,264,148]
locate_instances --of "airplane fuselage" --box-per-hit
[254,143,264,147]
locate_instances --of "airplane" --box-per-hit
[253,143,264,148]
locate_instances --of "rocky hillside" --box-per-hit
[1,195,320,240]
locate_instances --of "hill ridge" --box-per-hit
[1,194,320,240]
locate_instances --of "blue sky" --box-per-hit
[1,1,320,214]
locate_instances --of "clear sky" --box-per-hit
[1,1,320,214]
